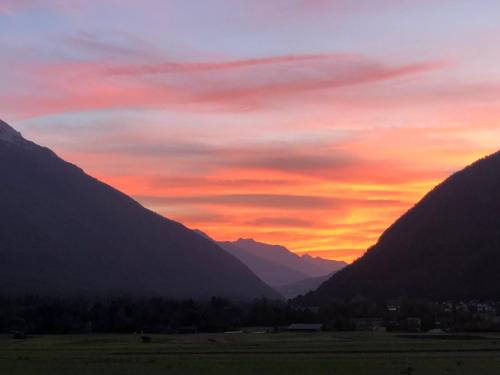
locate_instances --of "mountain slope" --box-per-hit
[218,241,309,287]
[0,120,278,300]
[300,253,347,276]
[277,273,334,299]
[226,238,346,277]
[303,151,500,303]
[194,231,346,289]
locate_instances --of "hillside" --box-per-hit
[217,238,346,288]
[224,238,345,277]
[302,151,500,303]
[276,273,333,299]
[0,119,279,300]
[218,241,309,287]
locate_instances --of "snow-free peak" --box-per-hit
[0,119,25,143]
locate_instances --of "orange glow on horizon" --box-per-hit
[86,142,494,263]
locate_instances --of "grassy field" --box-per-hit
[1,331,500,374]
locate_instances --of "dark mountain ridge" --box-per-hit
[0,119,278,300]
[303,151,500,303]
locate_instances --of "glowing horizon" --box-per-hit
[1,0,500,262]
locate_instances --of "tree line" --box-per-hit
[1,296,499,334]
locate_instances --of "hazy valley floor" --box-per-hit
[1,332,500,374]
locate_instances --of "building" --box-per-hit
[287,323,323,332]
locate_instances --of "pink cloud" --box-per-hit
[190,59,448,108]
[107,53,359,75]
[5,52,447,118]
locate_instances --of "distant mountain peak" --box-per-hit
[218,236,346,290]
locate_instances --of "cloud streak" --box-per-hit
[5,46,447,118]
[107,53,357,75]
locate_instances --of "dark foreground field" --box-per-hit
[1,332,500,374]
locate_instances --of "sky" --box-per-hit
[1,0,500,262]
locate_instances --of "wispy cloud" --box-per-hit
[5,45,447,118]
[107,53,358,74]
[64,31,162,61]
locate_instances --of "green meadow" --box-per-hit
[1,332,500,374]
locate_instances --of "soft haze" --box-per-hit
[1,0,500,262]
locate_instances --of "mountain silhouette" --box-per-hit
[300,253,347,276]
[0,119,278,300]
[224,238,346,277]
[302,151,500,303]
[207,236,345,289]
[218,241,310,287]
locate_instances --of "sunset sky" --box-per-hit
[1,0,500,262]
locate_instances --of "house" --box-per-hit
[387,299,401,313]
[351,318,385,331]
[287,323,323,332]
